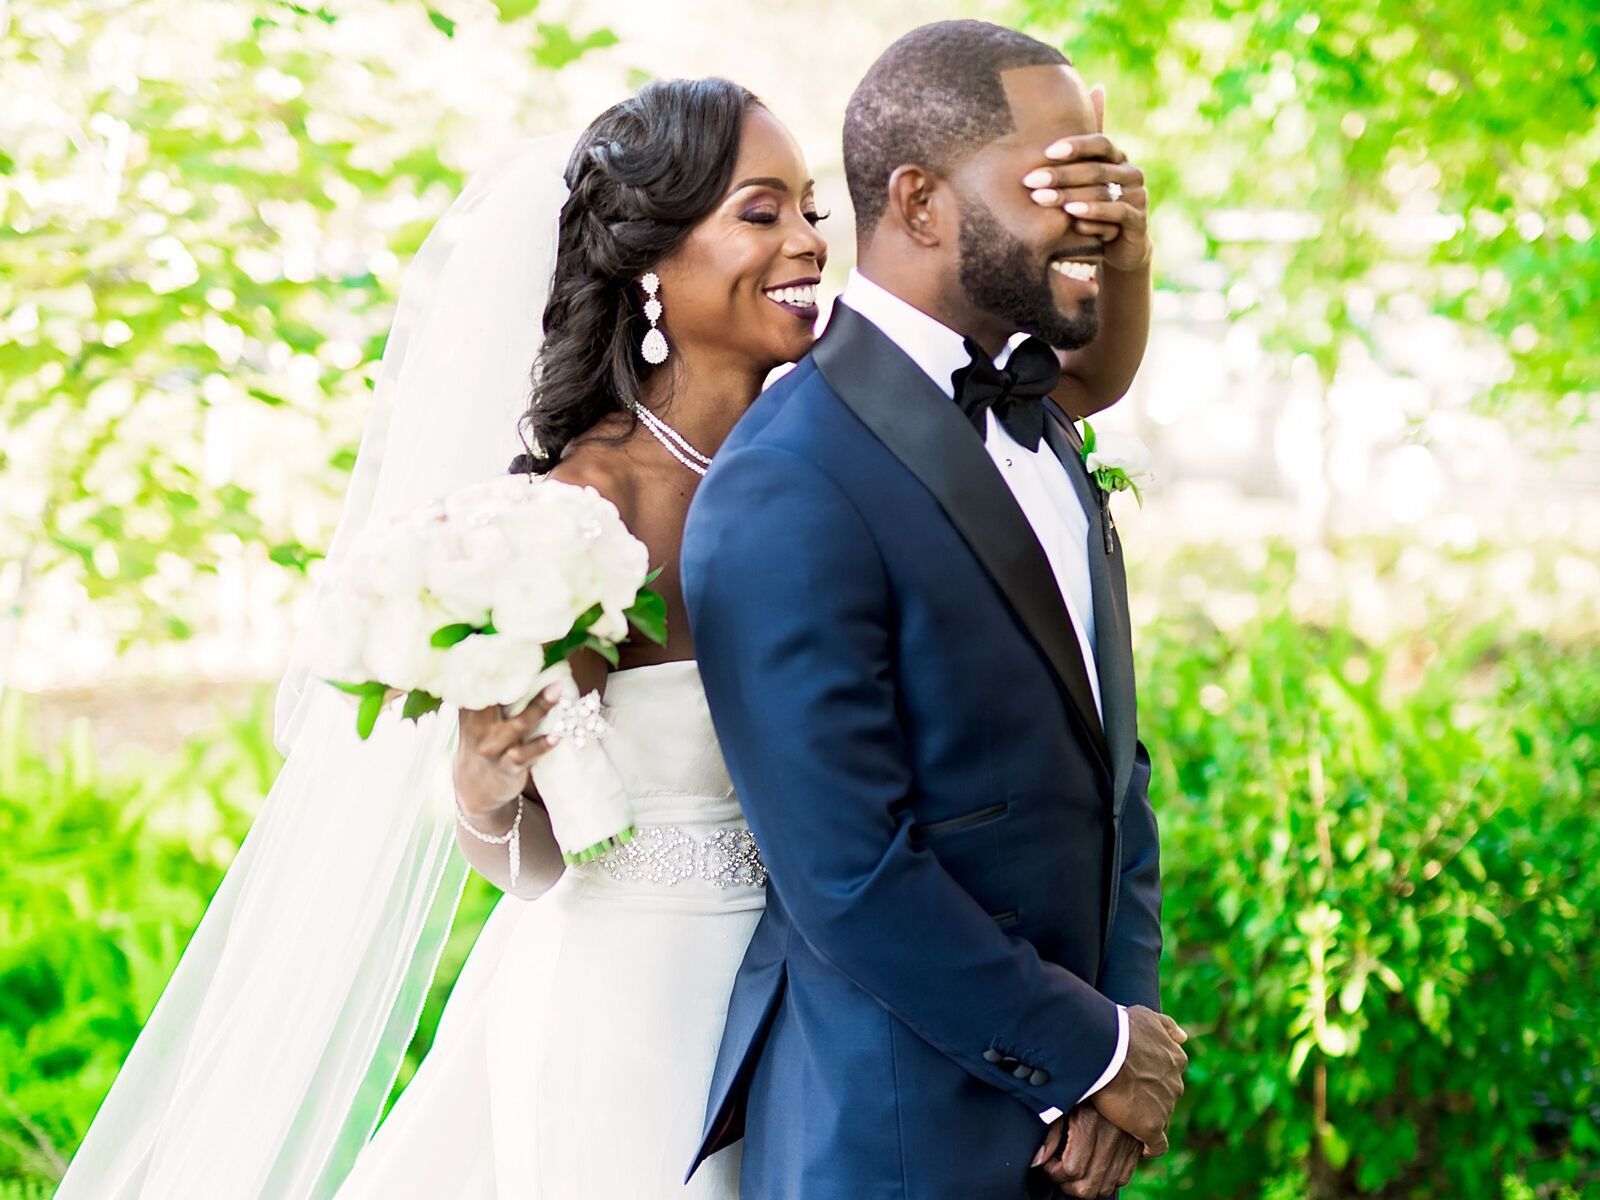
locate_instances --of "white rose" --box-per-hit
[489,568,584,643]
[434,631,548,711]
[355,520,428,598]
[420,517,509,625]
[1084,431,1155,489]
[310,590,371,683]
[590,607,629,643]
[363,595,448,693]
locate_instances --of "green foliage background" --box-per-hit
[1022,0,1598,422]
[1,0,614,644]
[2,0,1597,1197]
[4,573,1595,1197]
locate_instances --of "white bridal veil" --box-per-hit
[55,132,577,1199]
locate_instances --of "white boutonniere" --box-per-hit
[1080,420,1155,506]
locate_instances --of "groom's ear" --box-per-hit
[884,165,944,249]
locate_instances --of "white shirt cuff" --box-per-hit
[1037,1004,1129,1123]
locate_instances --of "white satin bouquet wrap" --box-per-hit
[315,473,665,861]
[527,717,637,866]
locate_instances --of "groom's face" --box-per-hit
[947,65,1104,351]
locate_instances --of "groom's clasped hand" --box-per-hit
[1034,1006,1189,1196]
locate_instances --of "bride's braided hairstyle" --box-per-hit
[512,78,760,474]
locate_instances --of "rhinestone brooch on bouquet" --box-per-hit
[546,692,610,750]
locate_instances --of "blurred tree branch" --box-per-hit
[0,0,613,672]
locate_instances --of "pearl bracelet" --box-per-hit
[455,794,523,889]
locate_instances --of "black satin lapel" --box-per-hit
[814,307,1109,769]
[1043,403,1138,813]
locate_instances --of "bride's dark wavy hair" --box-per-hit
[511,78,761,474]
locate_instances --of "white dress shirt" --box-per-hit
[837,270,1128,1121]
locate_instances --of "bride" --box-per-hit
[336,77,830,1199]
[57,75,1143,1199]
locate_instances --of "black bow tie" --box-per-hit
[950,336,1062,450]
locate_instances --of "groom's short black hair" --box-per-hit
[844,21,1070,236]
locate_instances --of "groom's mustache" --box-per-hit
[1048,242,1106,263]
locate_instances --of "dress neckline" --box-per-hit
[607,659,700,682]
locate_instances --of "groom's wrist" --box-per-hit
[1078,1004,1130,1103]
[1036,1003,1128,1124]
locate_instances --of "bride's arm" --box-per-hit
[451,790,567,901]
[1051,255,1151,419]
[454,690,566,899]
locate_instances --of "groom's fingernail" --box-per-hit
[1045,139,1075,159]
[1030,188,1060,205]
[1031,1145,1049,1167]
[1022,168,1053,188]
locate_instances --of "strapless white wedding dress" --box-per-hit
[335,661,761,1199]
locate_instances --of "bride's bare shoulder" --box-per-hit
[547,441,645,528]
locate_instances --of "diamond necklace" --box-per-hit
[630,402,712,477]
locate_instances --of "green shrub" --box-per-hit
[1133,592,1599,1198]
[0,691,273,1184]
[4,590,1596,1197]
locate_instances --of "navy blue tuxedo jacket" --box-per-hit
[681,304,1162,1199]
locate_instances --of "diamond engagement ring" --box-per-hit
[1106,181,1124,202]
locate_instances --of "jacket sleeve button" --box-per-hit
[1000,1056,1020,1071]
[1012,1063,1033,1080]
[982,1049,1003,1064]
[1030,1069,1050,1086]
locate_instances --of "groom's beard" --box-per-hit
[957,199,1099,352]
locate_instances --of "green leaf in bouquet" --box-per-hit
[356,689,388,740]
[583,635,620,667]
[624,588,668,646]
[541,603,606,668]
[1080,419,1097,456]
[402,690,443,721]
[643,567,663,585]
[430,623,479,649]
[327,679,386,698]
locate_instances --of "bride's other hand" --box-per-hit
[453,684,563,824]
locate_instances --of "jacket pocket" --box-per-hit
[913,802,1008,841]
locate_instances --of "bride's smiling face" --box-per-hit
[654,107,829,374]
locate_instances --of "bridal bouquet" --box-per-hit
[314,474,665,860]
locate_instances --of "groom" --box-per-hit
[683,20,1186,1199]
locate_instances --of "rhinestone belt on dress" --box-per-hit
[598,825,767,889]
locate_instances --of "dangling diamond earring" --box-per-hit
[640,272,668,365]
